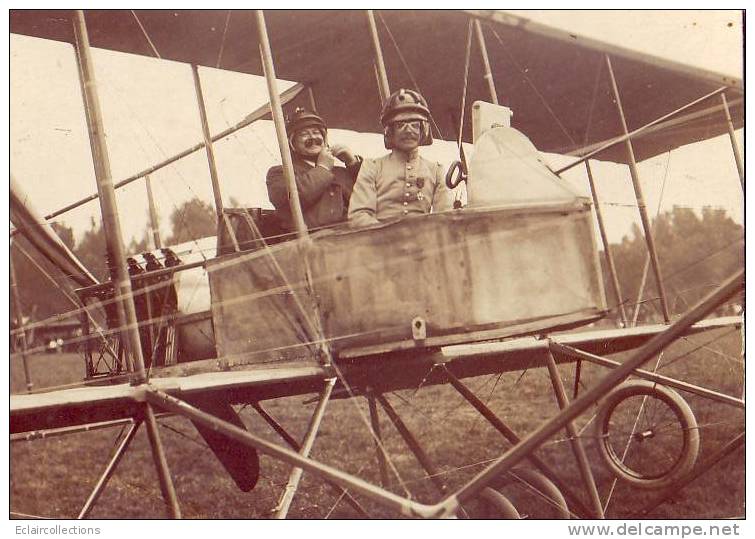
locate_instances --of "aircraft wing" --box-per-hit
[9,10,742,163]
[10,315,741,434]
[11,174,98,289]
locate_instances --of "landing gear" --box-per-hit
[596,380,700,489]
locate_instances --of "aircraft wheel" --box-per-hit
[596,380,700,490]
[493,468,570,519]
[478,487,521,519]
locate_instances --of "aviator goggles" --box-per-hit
[390,119,423,132]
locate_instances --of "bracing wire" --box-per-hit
[583,56,605,147]
[376,12,445,140]
[215,11,232,69]
[487,24,577,148]
[131,10,161,59]
[11,241,120,361]
[457,20,472,150]
[99,72,210,261]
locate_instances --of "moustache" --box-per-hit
[304,138,324,148]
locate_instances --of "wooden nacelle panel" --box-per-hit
[208,202,606,366]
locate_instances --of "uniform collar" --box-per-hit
[391,148,419,162]
[293,154,317,168]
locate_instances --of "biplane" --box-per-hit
[9,10,744,519]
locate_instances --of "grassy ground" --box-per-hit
[10,328,744,519]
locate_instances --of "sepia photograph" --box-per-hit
[9,8,744,524]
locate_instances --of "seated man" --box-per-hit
[266,107,361,233]
[348,89,452,227]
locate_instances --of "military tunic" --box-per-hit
[348,150,453,227]
[266,156,360,232]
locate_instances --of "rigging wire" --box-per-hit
[487,24,577,148]
[631,150,672,325]
[583,56,605,147]
[215,11,232,69]
[457,20,472,151]
[131,10,161,59]
[99,73,210,261]
[376,12,445,140]
[11,241,120,361]
[124,9,214,259]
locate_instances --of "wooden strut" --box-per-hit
[78,421,141,519]
[544,350,605,518]
[375,393,448,495]
[190,64,240,253]
[720,93,744,191]
[585,160,629,326]
[255,10,336,372]
[72,10,180,518]
[255,10,309,239]
[473,19,498,104]
[366,10,390,103]
[307,85,318,113]
[605,54,670,323]
[144,387,436,518]
[367,391,391,488]
[144,175,161,249]
[549,342,744,409]
[252,401,370,517]
[555,86,729,176]
[10,248,34,392]
[274,378,336,518]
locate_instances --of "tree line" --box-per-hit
[601,206,743,324]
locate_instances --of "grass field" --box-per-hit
[10,328,744,519]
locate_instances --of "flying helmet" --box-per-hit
[380,89,432,148]
[285,107,327,139]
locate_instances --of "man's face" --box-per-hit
[390,119,422,152]
[292,127,325,158]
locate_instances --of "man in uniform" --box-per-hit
[348,89,452,227]
[266,107,362,233]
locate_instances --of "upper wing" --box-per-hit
[10,10,743,162]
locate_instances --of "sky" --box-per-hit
[8,10,744,251]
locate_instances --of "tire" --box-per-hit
[479,487,521,519]
[493,468,570,519]
[596,380,700,490]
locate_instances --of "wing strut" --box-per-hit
[190,64,240,253]
[720,93,744,191]
[256,10,308,239]
[10,252,34,392]
[584,161,629,326]
[605,54,670,323]
[473,20,499,104]
[72,9,180,518]
[367,10,390,102]
[145,174,161,249]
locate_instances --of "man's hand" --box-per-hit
[317,146,336,170]
[330,143,358,167]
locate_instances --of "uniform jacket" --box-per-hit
[348,150,453,227]
[266,156,361,232]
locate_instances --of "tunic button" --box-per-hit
[403,210,409,214]
[403,201,408,206]
[405,192,411,198]
[407,165,412,170]
[406,182,411,187]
